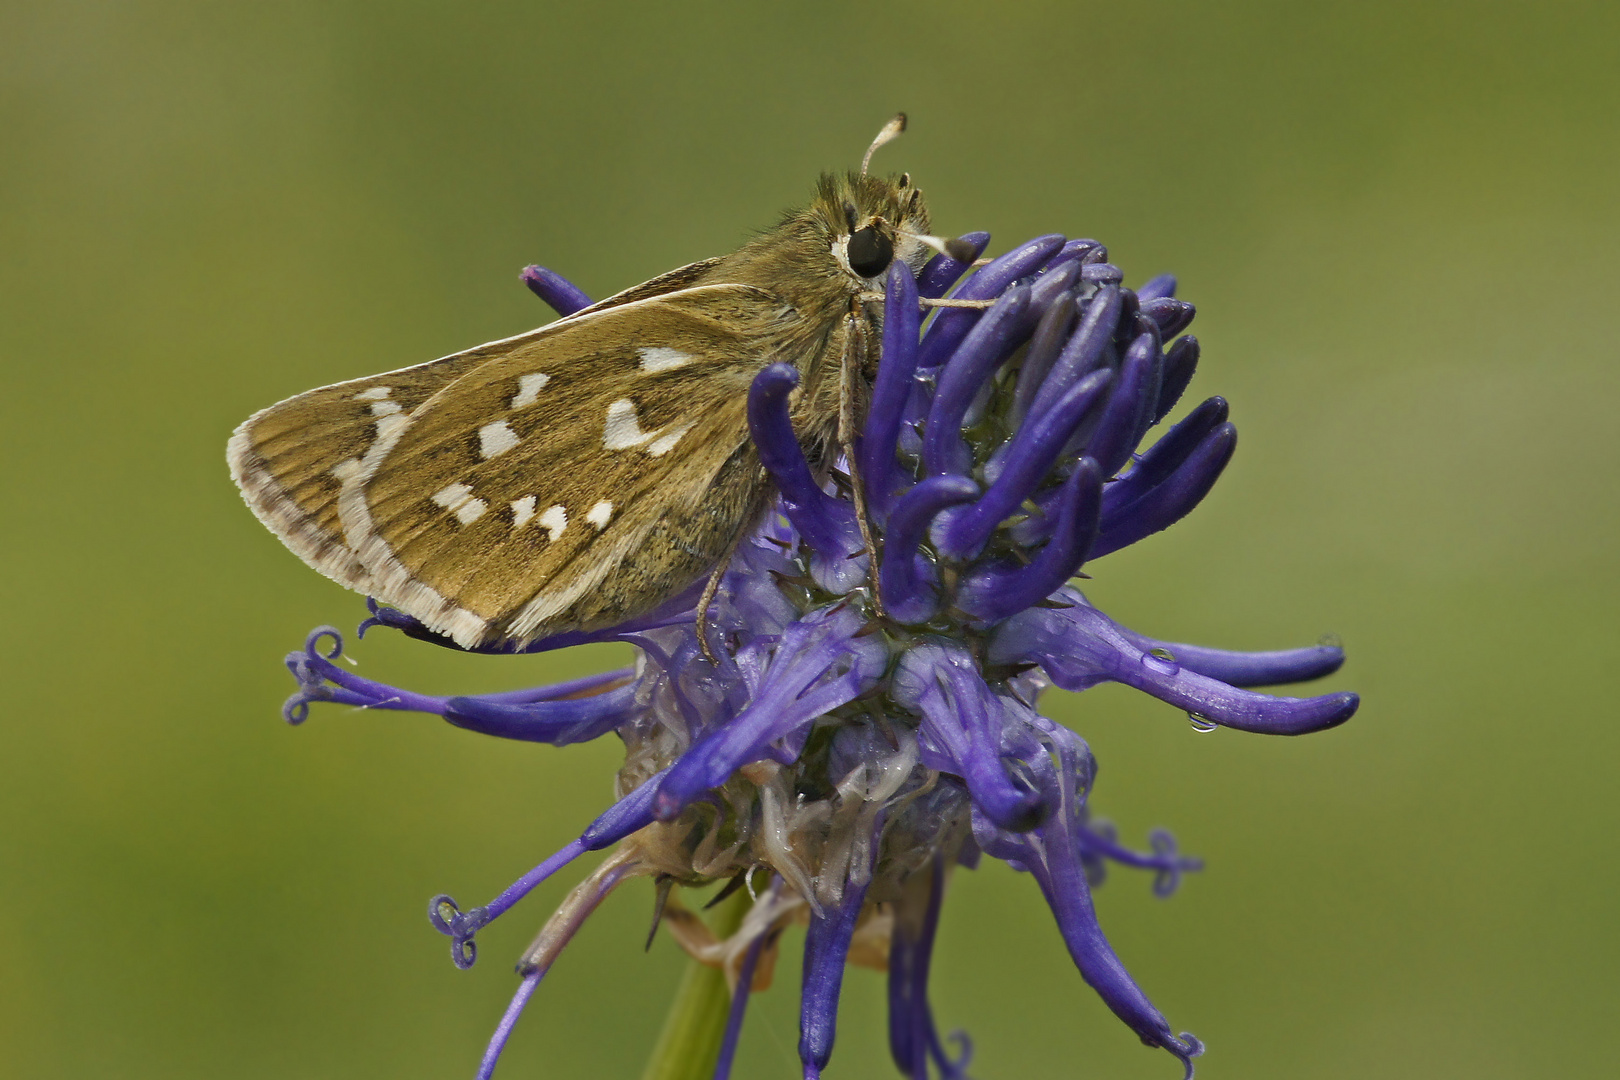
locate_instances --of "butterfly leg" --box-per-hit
[694,557,730,665]
[840,305,886,618]
[692,483,779,665]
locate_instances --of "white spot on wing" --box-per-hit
[431,482,487,525]
[646,422,695,457]
[511,495,536,528]
[370,399,403,417]
[478,420,520,459]
[586,501,613,530]
[432,483,473,508]
[354,386,393,401]
[539,504,568,542]
[603,399,653,450]
[638,346,693,373]
[375,413,408,440]
[511,373,551,408]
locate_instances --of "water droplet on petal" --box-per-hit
[1141,647,1179,676]
[1187,712,1218,733]
[1319,632,1343,649]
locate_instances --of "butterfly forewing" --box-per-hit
[231,284,802,647]
[229,347,502,595]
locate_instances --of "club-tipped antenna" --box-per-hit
[898,227,981,264]
[861,113,908,176]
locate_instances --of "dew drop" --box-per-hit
[1141,647,1180,676]
[1318,632,1343,649]
[1187,712,1218,733]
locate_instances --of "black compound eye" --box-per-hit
[846,226,894,278]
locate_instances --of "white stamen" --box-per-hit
[538,504,568,542]
[354,386,392,401]
[586,501,613,530]
[511,373,550,409]
[646,422,694,457]
[510,495,536,528]
[478,420,520,459]
[603,399,652,450]
[637,346,693,373]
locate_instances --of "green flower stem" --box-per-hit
[639,888,752,1080]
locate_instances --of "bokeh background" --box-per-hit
[4,2,1616,1077]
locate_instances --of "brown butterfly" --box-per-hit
[228,116,976,649]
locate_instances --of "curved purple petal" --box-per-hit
[799,827,879,1077]
[879,477,980,624]
[443,680,639,746]
[1091,423,1236,559]
[1136,273,1178,302]
[1140,297,1196,339]
[917,231,990,300]
[893,645,1049,831]
[887,855,972,1080]
[1084,330,1163,478]
[938,370,1113,561]
[973,728,1202,1077]
[747,364,864,586]
[1080,262,1125,286]
[1017,824,1203,1076]
[654,607,883,819]
[1027,285,1124,428]
[1100,396,1229,519]
[994,601,1360,735]
[861,262,923,517]
[1153,336,1200,424]
[1048,238,1103,270]
[579,767,670,850]
[1113,635,1346,689]
[956,459,1102,624]
[1026,257,1081,313]
[915,234,1065,370]
[1008,292,1080,430]
[520,265,592,317]
[922,285,1031,477]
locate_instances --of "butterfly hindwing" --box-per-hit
[230,283,803,648]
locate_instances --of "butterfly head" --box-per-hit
[812,169,979,290]
[813,170,926,284]
[808,116,979,289]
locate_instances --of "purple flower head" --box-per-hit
[282,236,1356,1078]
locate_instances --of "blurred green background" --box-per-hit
[3,2,1616,1077]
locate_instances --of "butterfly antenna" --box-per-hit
[897,228,981,264]
[860,113,907,177]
